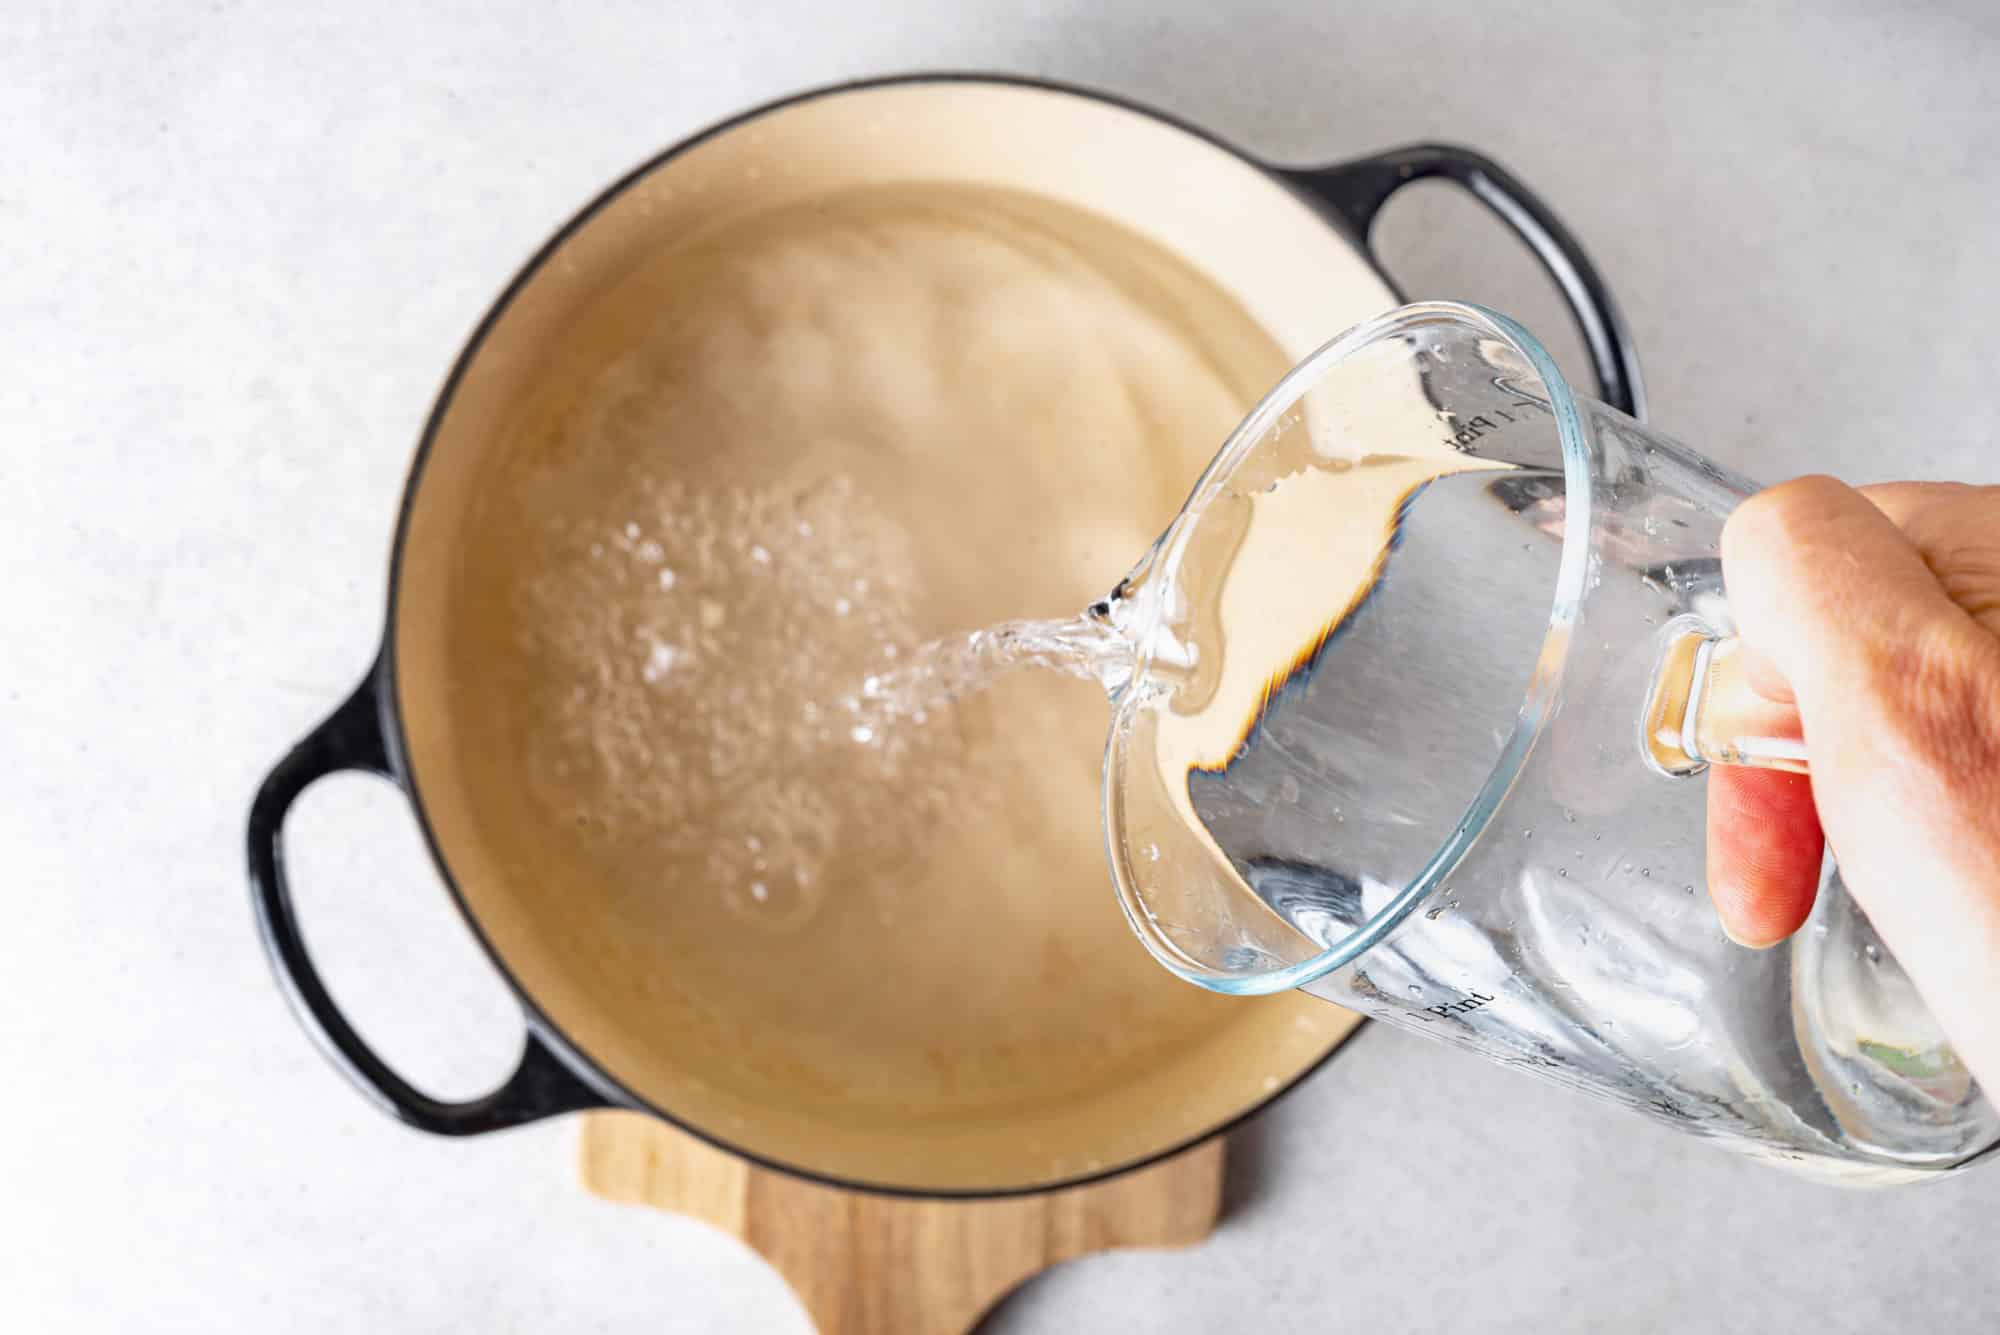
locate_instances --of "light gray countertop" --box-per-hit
[7,2,1999,1331]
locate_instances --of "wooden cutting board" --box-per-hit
[578,1112,1228,1334]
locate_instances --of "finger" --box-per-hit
[1705,766,1824,948]
[1860,481,2000,638]
[1734,641,1795,704]
[1723,477,2000,818]
[1723,482,1962,712]
[1854,480,1974,530]
[1723,477,1972,709]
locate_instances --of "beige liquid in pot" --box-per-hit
[443,182,1342,1184]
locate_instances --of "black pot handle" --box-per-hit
[247,667,609,1135]
[1283,143,1647,420]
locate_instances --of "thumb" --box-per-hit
[1722,476,2000,1090]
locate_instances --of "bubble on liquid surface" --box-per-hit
[640,638,680,684]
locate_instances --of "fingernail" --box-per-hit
[1720,920,1783,951]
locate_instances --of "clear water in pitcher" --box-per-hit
[855,445,1995,1181]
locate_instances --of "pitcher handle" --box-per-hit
[247,665,609,1134]
[1281,143,1646,421]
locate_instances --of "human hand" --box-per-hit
[1706,476,2000,1093]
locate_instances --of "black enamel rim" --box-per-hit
[377,71,1399,1200]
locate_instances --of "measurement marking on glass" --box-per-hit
[1408,990,1498,1023]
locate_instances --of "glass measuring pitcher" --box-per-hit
[1103,301,1997,1182]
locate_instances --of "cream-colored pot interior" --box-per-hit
[394,80,1395,1192]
